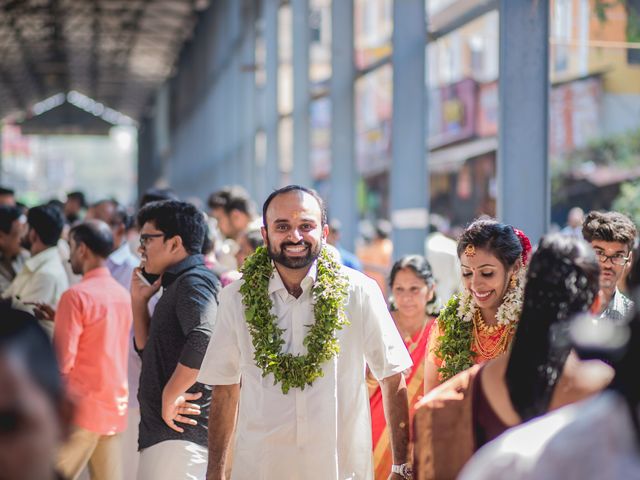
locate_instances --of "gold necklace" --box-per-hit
[474,311,497,334]
[472,310,512,359]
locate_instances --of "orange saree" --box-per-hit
[369,319,434,479]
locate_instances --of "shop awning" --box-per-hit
[428,136,498,174]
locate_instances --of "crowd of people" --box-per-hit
[0,182,639,480]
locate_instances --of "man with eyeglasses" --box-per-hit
[130,200,220,480]
[582,210,637,323]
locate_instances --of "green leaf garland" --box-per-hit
[434,295,476,381]
[239,246,350,394]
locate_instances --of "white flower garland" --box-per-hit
[457,268,526,326]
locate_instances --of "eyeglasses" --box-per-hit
[139,233,164,247]
[594,251,630,266]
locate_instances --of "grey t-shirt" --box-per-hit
[137,254,220,450]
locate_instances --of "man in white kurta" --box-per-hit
[198,186,412,480]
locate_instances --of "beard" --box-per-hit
[266,238,322,269]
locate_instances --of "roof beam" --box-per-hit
[49,0,69,93]
[0,0,205,121]
[3,4,47,99]
[0,66,26,111]
[91,0,100,99]
[115,0,153,111]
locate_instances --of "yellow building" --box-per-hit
[551,0,640,135]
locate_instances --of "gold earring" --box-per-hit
[510,274,517,289]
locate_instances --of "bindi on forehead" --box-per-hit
[461,247,501,264]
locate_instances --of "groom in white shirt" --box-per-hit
[199,185,413,480]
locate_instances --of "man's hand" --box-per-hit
[207,384,240,480]
[380,373,410,474]
[161,390,203,433]
[130,267,162,306]
[30,303,56,321]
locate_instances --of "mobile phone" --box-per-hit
[137,268,160,286]
[136,270,151,286]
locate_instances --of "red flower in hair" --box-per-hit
[512,228,532,265]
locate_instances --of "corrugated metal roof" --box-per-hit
[0,0,209,122]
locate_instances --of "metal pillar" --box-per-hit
[137,116,155,199]
[264,0,280,193]
[0,122,3,185]
[291,0,311,187]
[230,0,242,186]
[154,84,171,188]
[498,0,549,244]
[390,0,428,259]
[241,1,257,197]
[329,0,357,251]
[221,4,232,187]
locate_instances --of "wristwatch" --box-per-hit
[391,463,413,479]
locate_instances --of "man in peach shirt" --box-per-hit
[39,220,133,480]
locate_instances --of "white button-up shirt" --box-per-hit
[198,262,412,480]
[0,248,29,295]
[4,246,69,337]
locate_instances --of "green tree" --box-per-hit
[613,180,640,227]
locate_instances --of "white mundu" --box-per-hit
[198,263,412,480]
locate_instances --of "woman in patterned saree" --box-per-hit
[369,255,438,479]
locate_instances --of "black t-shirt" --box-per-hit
[137,254,220,450]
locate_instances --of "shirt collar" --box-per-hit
[607,288,624,311]
[82,266,112,281]
[24,246,60,272]
[610,288,620,304]
[161,254,205,288]
[601,288,632,321]
[268,260,318,296]
[108,242,137,266]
